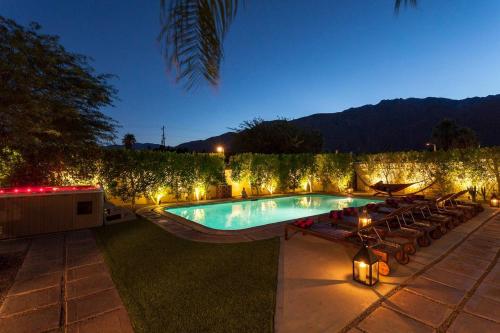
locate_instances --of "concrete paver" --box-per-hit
[358,306,433,333]
[433,257,486,280]
[66,273,115,299]
[8,272,61,296]
[483,267,500,286]
[405,276,466,306]
[463,294,500,323]
[421,266,476,291]
[1,285,60,316]
[0,230,133,333]
[66,288,123,324]
[0,304,61,333]
[447,312,500,333]
[67,262,108,281]
[474,282,500,302]
[383,289,452,327]
[66,252,104,269]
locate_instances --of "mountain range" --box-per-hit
[175,95,500,153]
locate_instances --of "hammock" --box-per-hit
[356,172,437,197]
[369,181,419,196]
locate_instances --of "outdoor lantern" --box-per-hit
[352,243,379,286]
[347,188,353,196]
[358,208,372,229]
[491,194,499,208]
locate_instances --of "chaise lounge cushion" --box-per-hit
[293,218,314,229]
[329,210,344,219]
[343,207,359,216]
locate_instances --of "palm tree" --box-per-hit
[122,133,137,150]
[159,0,417,89]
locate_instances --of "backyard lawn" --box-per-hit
[94,218,280,333]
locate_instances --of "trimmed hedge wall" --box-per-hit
[1,147,498,205]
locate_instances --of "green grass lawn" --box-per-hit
[93,218,280,333]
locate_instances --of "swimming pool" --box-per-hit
[165,195,381,231]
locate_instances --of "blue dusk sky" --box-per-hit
[3,0,500,146]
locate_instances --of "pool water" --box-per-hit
[166,195,381,230]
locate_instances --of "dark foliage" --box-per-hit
[122,133,137,150]
[231,118,323,154]
[159,0,238,90]
[431,119,479,150]
[0,17,117,185]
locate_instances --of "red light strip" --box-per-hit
[0,185,98,195]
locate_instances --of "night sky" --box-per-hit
[3,0,500,146]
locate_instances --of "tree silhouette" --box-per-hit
[431,119,479,151]
[1,17,116,184]
[122,133,137,150]
[232,118,323,153]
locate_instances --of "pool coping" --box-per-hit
[137,192,384,242]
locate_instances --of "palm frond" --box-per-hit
[394,0,417,14]
[159,0,238,90]
[159,1,416,90]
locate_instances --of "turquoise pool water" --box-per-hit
[166,195,381,230]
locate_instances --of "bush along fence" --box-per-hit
[0,147,498,207]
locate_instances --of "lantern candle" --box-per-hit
[358,262,367,282]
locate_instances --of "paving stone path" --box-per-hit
[0,230,133,333]
[349,213,500,333]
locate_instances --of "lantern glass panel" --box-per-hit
[352,245,379,286]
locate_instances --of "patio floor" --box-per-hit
[276,208,499,333]
[0,230,133,333]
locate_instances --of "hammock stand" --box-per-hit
[356,172,437,197]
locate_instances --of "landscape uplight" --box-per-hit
[490,194,499,208]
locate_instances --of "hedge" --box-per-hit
[0,147,498,205]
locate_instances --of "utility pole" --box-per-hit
[160,126,166,148]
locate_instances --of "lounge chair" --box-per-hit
[395,204,442,241]
[320,207,417,257]
[285,219,409,275]
[370,206,430,248]
[443,190,476,219]
[377,200,452,235]
[429,193,467,224]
